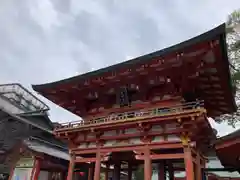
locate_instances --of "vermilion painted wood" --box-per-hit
[183,147,195,180]
[144,147,152,180]
[66,155,75,180]
[93,151,101,180]
[31,158,41,180]
[196,152,203,180]
[135,153,184,160]
[72,141,183,154]
[32,26,236,118]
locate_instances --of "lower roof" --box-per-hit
[216,129,240,143]
[24,138,69,161]
[215,129,240,172]
[0,108,54,173]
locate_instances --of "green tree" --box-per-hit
[217,9,240,127]
[133,165,158,180]
[127,9,240,180]
[133,166,144,180]
[100,173,105,180]
[133,10,240,180]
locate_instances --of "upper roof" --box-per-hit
[0,83,49,113]
[0,108,53,153]
[32,23,237,118]
[32,24,228,88]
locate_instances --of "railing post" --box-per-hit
[54,100,206,130]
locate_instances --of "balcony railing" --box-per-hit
[55,100,205,131]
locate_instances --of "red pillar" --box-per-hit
[158,162,165,180]
[8,166,15,180]
[184,146,194,180]
[31,158,41,180]
[94,151,101,180]
[144,148,152,180]
[67,154,75,180]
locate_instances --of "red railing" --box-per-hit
[55,101,204,131]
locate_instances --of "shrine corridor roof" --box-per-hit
[215,129,240,172]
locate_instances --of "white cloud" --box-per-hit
[0,0,239,134]
[29,0,60,31]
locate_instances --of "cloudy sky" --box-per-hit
[0,0,240,136]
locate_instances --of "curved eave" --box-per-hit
[0,108,53,134]
[0,83,50,111]
[215,129,240,146]
[215,145,240,172]
[215,129,240,172]
[218,30,237,113]
[32,23,237,114]
[32,24,225,87]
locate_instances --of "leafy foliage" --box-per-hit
[133,166,144,180]
[100,173,105,180]
[132,9,240,180]
[216,9,240,127]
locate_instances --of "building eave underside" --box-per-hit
[32,24,227,88]
[32,23,237,114]
[215,128,240,145]
[0,108,53,134]
[216,157,240,173]
[19,112,54,131]
[0,109,55,173]
[24,138,70,161]
[0,83,50,111]
[215,129,240,173]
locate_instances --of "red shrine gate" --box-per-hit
[32,23,236,180]
[58,101,211,180]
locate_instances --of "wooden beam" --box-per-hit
[75,158,96,163]
[56,110,204,134]
[215,138,240,149]
[75,128,185,143]
[75,157,108,163]
[196,152,202,180]
[8,167,15,180]
[88,163,94,180]
[73,141,183,155]
[136,153,184,160]
[31,158,41,180]
[144,147,152,180]
[67,154,75,180]
[203,167,237,172]
[183,146,194,180]
[94,151,101,180]
[7,142,25,180]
